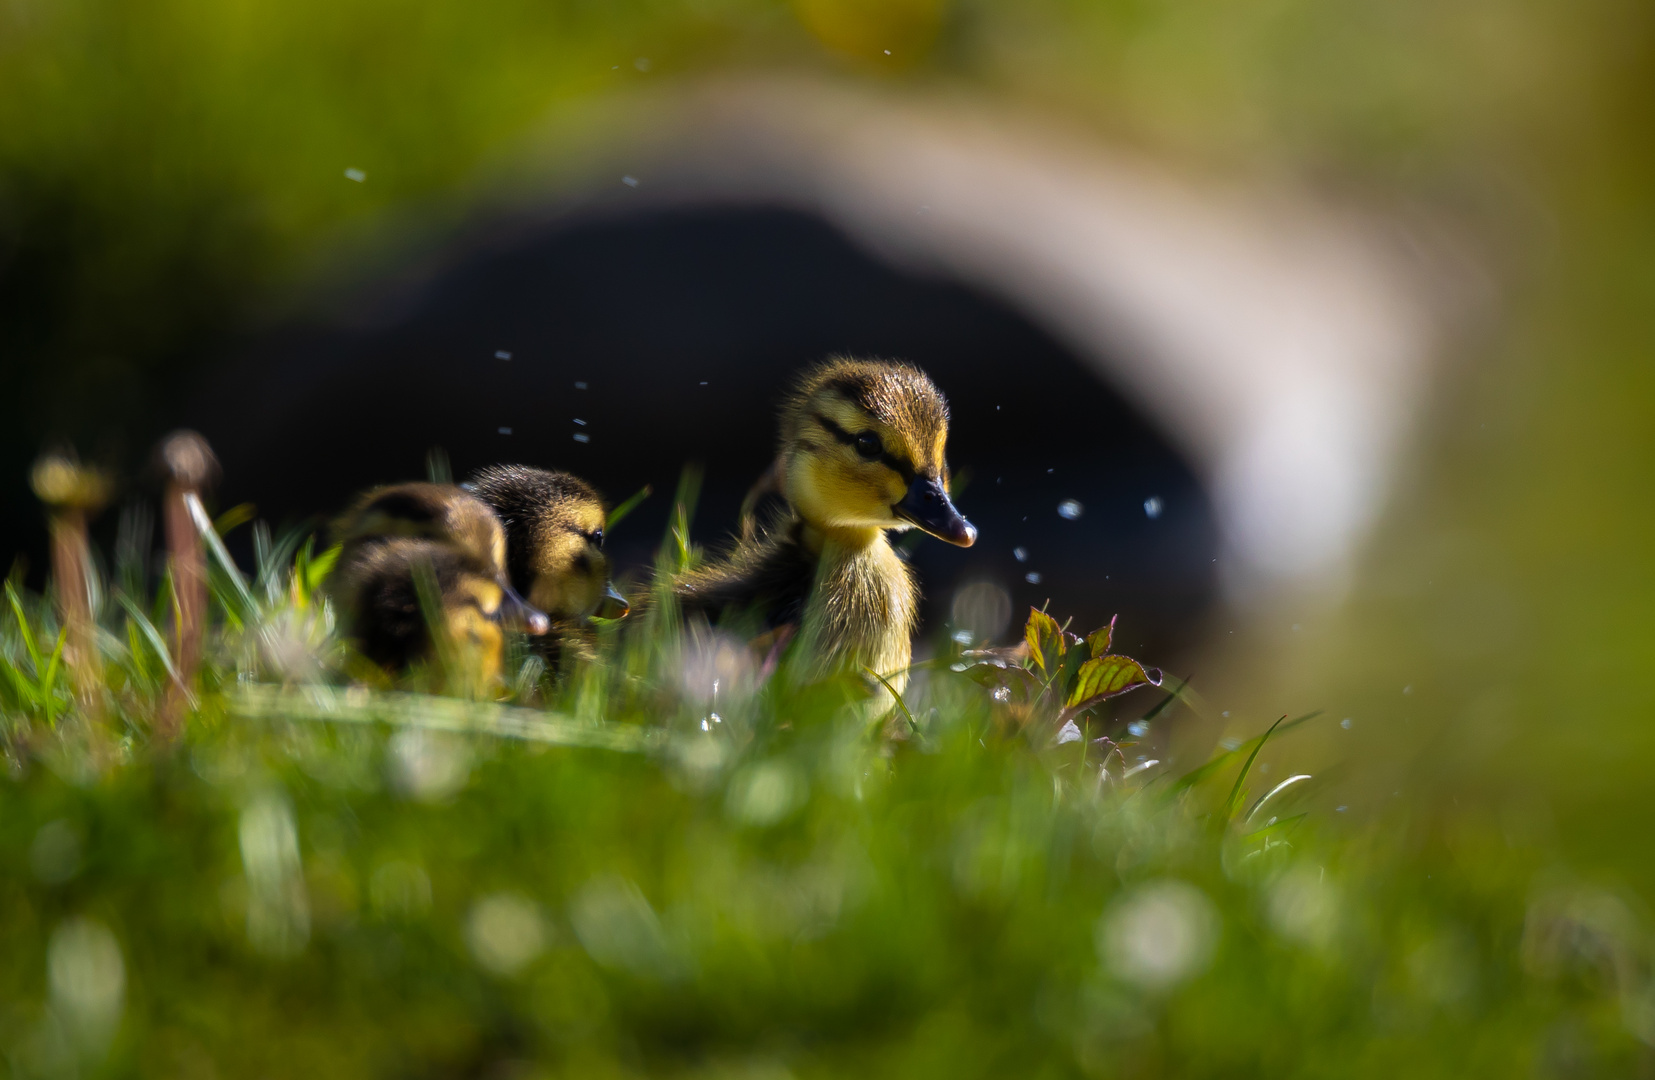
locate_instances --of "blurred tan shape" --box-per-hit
[155,430,219,737]
[30,450,111,717]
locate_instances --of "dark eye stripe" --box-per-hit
[812,413,916,482]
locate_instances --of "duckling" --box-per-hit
[465,464,629,665]
[328,482,550,688]
[674,357,976,703]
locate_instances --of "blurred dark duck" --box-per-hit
[466,464,628,664]
[328,482,549,687]
[674,357,976,701]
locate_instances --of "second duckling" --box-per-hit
[329,482,549,688]
[674,357,976,702]
[466,464,628,665]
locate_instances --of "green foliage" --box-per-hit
[0,513,1651,1077]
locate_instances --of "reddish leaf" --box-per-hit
[1063,654,1163,715]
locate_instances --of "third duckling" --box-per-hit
[329,482,549,689]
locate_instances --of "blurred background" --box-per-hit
[2,0,1653,885]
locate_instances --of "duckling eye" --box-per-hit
[854,431,882,460]
[587,527,604,546]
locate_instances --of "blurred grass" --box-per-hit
[2,506,1655,1076]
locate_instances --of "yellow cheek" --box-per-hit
[444,608,504,687]
[460,580,503,617]
[797,456,903,524]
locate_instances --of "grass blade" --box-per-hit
[6,581,43,672]
[1223,715,1285,822]
[866,666,921,738]
[186,492,259,619]
[606,485,652,531]
[118,593,186,692]
[1245,773,1314,823]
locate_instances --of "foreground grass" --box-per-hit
[2,515,1652,1078]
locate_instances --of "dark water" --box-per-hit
[189,205,1217,653]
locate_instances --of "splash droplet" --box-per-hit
[1057,500,1083,520]
[1143,496,1163,519]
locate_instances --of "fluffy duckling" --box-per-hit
[675,358,976,701]
[329,482,549,687]
[466,464,629,664]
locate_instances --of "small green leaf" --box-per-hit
[304,543,342,593]
[213,502,257,537]
[1064,654,1162,711]
[1023,607,1064,675]
[1086,615,1117,658]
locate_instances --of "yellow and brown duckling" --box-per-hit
[328,482,549,687]
[674,357,976,702]
[465,464,629,664]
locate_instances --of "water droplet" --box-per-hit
[1057,499,1083,520]
[633,57,651,71]
[699,381,708,386]
[1024,571,1042,584]
[1341,717,1353,730]
[1013,546,1028,562]
[1127,720,1150,737]
[494,350,512,360]
[343,167,366,182]
[883,49,891,54]
[574,381,588,390]
[701,719,710,732]
[573,418,587,426]
[573,433,590,443]
[992,686,1010,703]
[621,175,639,187]
[497,427,512,435]
[1144,496,1163,519]
[951,628,973,644]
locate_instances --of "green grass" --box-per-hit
[1,506,1651,1079]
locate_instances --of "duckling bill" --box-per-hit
[328,482,549,684]
[675,357,975,704]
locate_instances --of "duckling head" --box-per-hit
[336,482,551,636]
[779,358,977,547]
[467,465,630,621]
